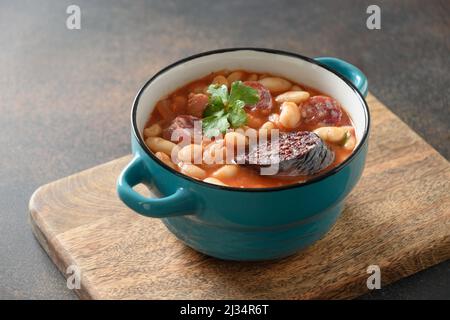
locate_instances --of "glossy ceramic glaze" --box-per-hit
[117,48,370,261]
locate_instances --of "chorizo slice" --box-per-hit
[187,93,209,118]
[243,81,273,115]
[301,96,343,126]
[162,115,202,143]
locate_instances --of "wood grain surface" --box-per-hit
[29,94,450,300]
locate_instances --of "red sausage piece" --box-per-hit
[162,115,202,143]
[243,81,273,115]
[301,96,343,126]
[187,93,209,118]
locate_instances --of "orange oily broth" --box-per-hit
[145,70,355,188]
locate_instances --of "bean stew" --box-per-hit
[143,70,356,188]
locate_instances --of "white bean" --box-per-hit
[260,121,275,131]
[313,126,346,143]
[155,152,177,170]
[143,123,162,138]
[177,144,203,164]
[145,137,176,156]
[279,102,300,129]
[259,121,276,137]
[224,131,248,147]
[212,75,228,87]
[180,163,206,179]
[203,177,228,186]
[227,71,244,84]
[313,126,352,145]
[212,165,239,180]
[203,140,226,165]
[243,127,258,138]
[246,74,258,81]
[275,91,310,104]
[258,77,291,93]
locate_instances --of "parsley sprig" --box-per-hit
[202,81,259,138]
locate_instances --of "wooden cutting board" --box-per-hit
[29,94,450,300]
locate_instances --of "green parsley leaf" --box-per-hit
[201,80,259,137]
[203,96,224,117]
[207,84,228,105]
[202,110,230,138]
[227,100,247,128]
[229,81,259,105]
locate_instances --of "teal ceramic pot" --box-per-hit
[117,48,370,261]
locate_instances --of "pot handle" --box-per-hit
[315,57,368,97]
[117,155,196,217]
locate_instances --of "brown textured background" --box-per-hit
[0,0,449,299]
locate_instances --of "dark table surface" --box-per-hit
[0,0,449,299]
